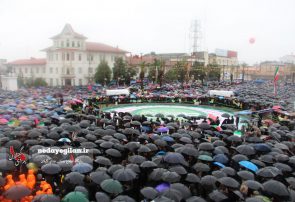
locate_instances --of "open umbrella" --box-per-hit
[236,145,256,156]
[161,188,183,202]
[239,161,259,172]
[113,168,137,182]
[90,171,110,184]
[64,172,85,185]
[162,171,181,183]
[209,190,228,202]
[41,163,62,175]
[32,194,60,202]
[244,180,263,191]
[263,180,290,198]
[149,168,167,181]
[112,195,136,202]
[217,177,240,189]
[140,187,158,200]
[171,183,191,199]
[100,179,123,194]
[193,163,210,172]
[72,163,93,174]
[163,152,188,166]
[61,191,89,202]
[95,192,110,202]
[237,170,255,180]
[3,184,31,200]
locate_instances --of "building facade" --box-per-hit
[9,24,128,86]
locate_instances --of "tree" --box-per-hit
[94,60,111,85]
[164,68,178,82]
[158,60,165,87]
[113,57,127,85]
[17,75,25,88]
[125,67,137,85]
[207,64,221,82]
[190,62,206,85]
[34,78,47,86]
[139,62,145,90]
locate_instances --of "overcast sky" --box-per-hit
[0,0,294,65]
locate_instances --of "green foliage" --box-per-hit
[190,63,206,85]
[207,64,221,81]
[94,60,112,85]
[34,78,48,86]
[125,67,137,85]
[113,57,126,81]
[164,68,178,82]
[17,76,25,87]
[139,62,145,90]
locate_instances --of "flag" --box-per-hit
[273,66,279,96]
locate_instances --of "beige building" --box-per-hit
[8,24,128,86]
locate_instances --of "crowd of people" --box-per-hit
[0,81,294,202]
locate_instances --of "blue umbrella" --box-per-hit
[142,126,152,133]
[253,144,272,152]
[72,163,93,174]
[239,161,258,172]
[155,183,170,192]
[213,162,225,168]
[157,127,169,133]
[213,154,229,164]
[162,136,174,142]
[58,138,71,143]
[156,151,166,156]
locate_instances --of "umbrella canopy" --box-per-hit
[162,171,181,183]
[237,170,255,180]
[105,148,122,158]
[90,171,111,185]
[64,172,85,185]
[72,163,93,174]
[61,191,89,202]
[263,180,290,198]
[236,145,256,156]
[100,179,123,194]
[112,195,136,202]
[3,184,31,200]
[239,161,259,172]
[140,187,158,200]
[217,177,240,189]
[41,163,62,175]
[163,152,187,165]
[95,192,110,202]
[209,190,228,202]
[112,168,137,182]
[193,163,210,172]
[32,194,60,202]
[244,180,264,191]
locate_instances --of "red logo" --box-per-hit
[8,146,27,166]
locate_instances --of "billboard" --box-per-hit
[215,49,228,57]
[227,50,238,58]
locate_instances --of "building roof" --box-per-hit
[86,42,128,53]
[51,24,87,39]
[8,58,46,65]
[127,56,156,65]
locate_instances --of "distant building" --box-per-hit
[280,54,295,64]
[8,24,128,86]
[0,59,7,74]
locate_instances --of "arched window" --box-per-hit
[66,39,70,47]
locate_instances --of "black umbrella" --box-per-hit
[107,164,124,175]
[105,148,122,158]
[41,163,62,175]
[217,177,240,189]
[100,141,114,149]
[128,155,146,164]
[95,156,112,166]
[263,180,290,198]
[113,168,137,182]
[64,172,85,185]
[113,133,127,140]
[212,171,227,179]
[244,180,263,191]
[256,167,281,178]
[236,145,256,156]
[149,168,167,181]
[3,184,31,200]
[95,192,110,202]
[237,170,255,180]
[200,175,217,188]
[140,161,158,169]
[154,139,168,147]
[75,155,93,165]
[138,145,152,153]
[273,162,292,173]
[125,142,140,151]
[162,171,181,183]
[32,194,60,202]
[198,142,214,151]
[57,160,74,172]
[193,163,210,172]
[163,152,188,166]
[171,183,191,199]
[232,154,249,163]
[221,113,230,118]
[209,190,228,202]
[90,171,111,185]
[221,167,236,177]
[140,187,158,200]
[226,135,242,143]
[161,188,183,202]
[112,195,136,202]
[185,173,200,183]
[169,165,187,175]
[198,123,211,130]
[0,159,16,171]
[186,196,207,202]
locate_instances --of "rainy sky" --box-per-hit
[0,0,294,65]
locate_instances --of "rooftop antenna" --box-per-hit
[189,19,202,55]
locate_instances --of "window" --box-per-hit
[55,54,58,61]
[61,41,64,47]
[25,68,28,74]
[66,39,69,47]
[50,78,53,86]
[66,68,70,75]
[56,68,58,74]
[56,78,59,86]
[100,54,105,61]
[79,54,82,61]
[88,67,93,74]
[62,53,65,61]
[79,79,82,85]
[71,52,75,61]
[72,41,75,47]
[66,53,70,61]
[62,67,65,74]
[78,67,82,74]
[50,68,53,74]
[77,41,81,47]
